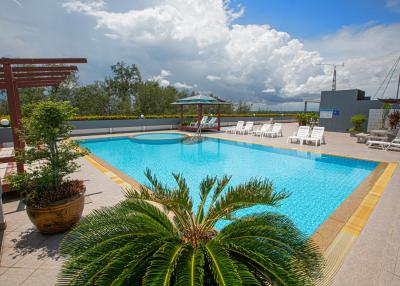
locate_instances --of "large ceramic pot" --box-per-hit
[26,193,84,234]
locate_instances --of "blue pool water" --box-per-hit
[79,136,378,236]
[132,133,186,140]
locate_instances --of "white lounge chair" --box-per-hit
[238,122,254,135]
[226,121,244,134]
[367,138,400,150]
[252,123,272,137]
[202,117,217,128]
[302,127,325,146]
[264,123,282,138]
[190,116,208,128]
[287,126,310,144]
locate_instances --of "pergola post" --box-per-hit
[217,105,221,131]
[179,105,183,130]
[197,103,203,128]
[3,63,24,173]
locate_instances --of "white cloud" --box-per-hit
[262,88,276,93]
[386,0,400,12]
[304,23,400,98]
[149,69,171,87]
[11,0,22,7]
[5,0,390,105]
[174,82,193,89]
[206,75,221,81]
[63,0,331,99]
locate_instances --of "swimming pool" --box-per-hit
[79,135,378,236]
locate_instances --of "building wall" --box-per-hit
[319,89,383,132]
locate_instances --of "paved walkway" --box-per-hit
[0,123,399,285]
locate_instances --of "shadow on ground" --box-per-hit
[9,227,65,260]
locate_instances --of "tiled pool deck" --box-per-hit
[1,122,400,285]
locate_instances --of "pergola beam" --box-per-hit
[12,66,78,72]
[0,58,87,65]
[12,71,74,78]
[16,82,64,88]
[15,76,67,84]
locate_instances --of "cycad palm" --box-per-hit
[58,170,323,285]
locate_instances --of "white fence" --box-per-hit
[367,109,400,131]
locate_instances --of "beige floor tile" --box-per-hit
[20,268,59,286]
[0,267,35,285]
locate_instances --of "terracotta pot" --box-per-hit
[26,193,84,234]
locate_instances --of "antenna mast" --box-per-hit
[319,63,344,91]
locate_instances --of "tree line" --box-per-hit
[0,62,250,117]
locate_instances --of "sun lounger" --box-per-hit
[264,123,282,138]
[287,126,310,144]
[226,121,244,134]
[202,117,217,128]
[367,138,400,150]
[238,122,254,134]
[252,123,272,137]
[302,127,325,146]
[190,116,208,128]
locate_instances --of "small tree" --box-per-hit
[350,114,367,132]
[7,101,86,207]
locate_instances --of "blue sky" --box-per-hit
[233,0,400,38]
[1,0,400,111]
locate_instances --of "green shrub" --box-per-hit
[296,112,318,126]
[350,114,367,132]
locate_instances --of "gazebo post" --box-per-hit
[217,104,221,131]
[179,105,183,130]
[3,63,24,173]
[197,103,202,128]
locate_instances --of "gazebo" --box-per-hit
[0,58,87,174]
[172,94,229,132]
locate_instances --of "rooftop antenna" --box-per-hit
[318,63,344,91]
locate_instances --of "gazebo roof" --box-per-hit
[172,94,228,105]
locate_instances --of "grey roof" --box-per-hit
[172,95,228,105]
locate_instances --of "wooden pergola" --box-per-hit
[0,58,87,174]
[172,95,229,132]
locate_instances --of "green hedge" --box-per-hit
[71,113,297,121]
[0,113,298,123]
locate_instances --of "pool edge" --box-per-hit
[316,162,397,285]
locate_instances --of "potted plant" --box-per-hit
[349,114,367,136]
[388,110,400,130]
[7,101,87,234]
[296,113,309,126]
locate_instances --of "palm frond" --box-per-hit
[205,240,241,286]
[201,175,231,224]
[224,243,302,285]
[232,260,261,286]
[174,245,205,286]
[142,242,186,286]
[202,178,289,229]
[60,199,178,258]
[58,236,165,286]
[218,213,323,281]
[195,176,217,223]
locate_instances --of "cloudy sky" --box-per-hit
[1,0,400,110]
